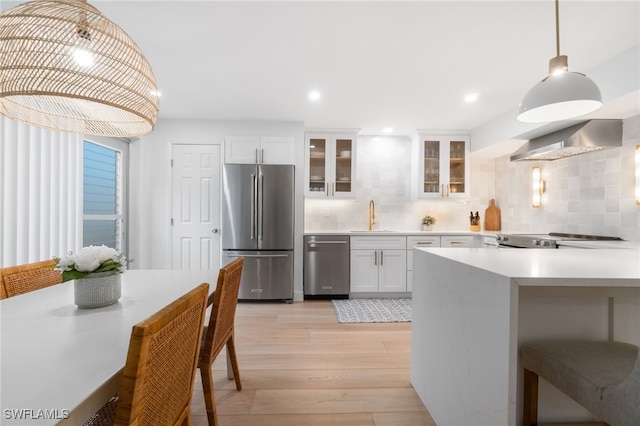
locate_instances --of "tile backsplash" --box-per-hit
[495,116,640,241]
[304,135,495,232]
[304,116,639,242]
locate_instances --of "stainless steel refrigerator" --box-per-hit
[221,164,294,302]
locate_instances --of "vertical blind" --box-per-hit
[0,116,83,268]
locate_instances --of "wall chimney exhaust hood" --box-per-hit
[510,119,623,161]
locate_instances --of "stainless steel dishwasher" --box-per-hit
[304,235,350,298]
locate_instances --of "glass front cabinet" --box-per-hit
[305,133,356,198]
[413,134,470,199]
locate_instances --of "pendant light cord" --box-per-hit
[555,0,560,57]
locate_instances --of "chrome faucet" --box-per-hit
[368,200,375,231]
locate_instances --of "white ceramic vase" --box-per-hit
[74,271,122,308]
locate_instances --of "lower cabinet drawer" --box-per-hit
[350,236,407,250]
[441,235,475,247]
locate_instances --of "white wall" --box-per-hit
[129,119,306,299]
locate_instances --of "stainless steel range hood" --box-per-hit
[510,119,623,161]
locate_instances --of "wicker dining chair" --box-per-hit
[84,283,209,426]
[0,259,61,299]
[198,257,244,426]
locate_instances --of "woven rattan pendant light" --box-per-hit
[0,0,159,137]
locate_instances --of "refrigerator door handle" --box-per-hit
[250,173,256,240]
[258,173,264,241]
[226,253,289,259]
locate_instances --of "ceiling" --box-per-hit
[3,0,640,137]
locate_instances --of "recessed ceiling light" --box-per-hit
[465,93,479,103]
[308,90,321,101]
[382,127,393,133]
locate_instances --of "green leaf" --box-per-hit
[61,270,88,282]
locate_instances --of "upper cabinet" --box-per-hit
[305,133,356,198]
[411,133,470,199]
[225,136,295,164]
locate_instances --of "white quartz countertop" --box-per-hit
[304,230,496,236]
[416,247,640,285]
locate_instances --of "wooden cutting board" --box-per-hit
[484,199,501,231]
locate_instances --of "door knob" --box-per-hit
[211,228,219,234]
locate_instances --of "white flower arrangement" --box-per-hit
[421,215,436,226]
[55,245,127,282]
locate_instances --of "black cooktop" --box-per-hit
[495,232,624,248]
[548,232,624,241]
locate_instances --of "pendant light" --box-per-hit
[517,0,602,123]
[0,0,159,137]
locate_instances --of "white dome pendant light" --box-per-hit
[517,0,602,123]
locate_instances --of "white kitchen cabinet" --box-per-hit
[350,250,379,292]
[411,133,470,199]
[305,133,356,198]
[441,235,475,247]
[225,136,295,164]
[350,236,406,293]
[406,236,441,292]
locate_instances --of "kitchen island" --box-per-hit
[410,247,640,425]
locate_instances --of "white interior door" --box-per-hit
[171,144,221,270]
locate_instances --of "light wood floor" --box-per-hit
[190,300,436,426]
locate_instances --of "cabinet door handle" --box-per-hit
[416,241,434,246]
[332,182,335,196]
[261,148,265,164]
[380,250,384,266]
[374,251,377,266]
[255,149,259,164]
[441,184,445,198]
[449,241,467,245]
[326,183,329,197]
[446,184,450,197]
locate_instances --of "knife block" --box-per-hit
[469,211,480,232]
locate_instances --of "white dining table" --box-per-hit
[0,269,216,426]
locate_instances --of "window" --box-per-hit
[83,139,128,252]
